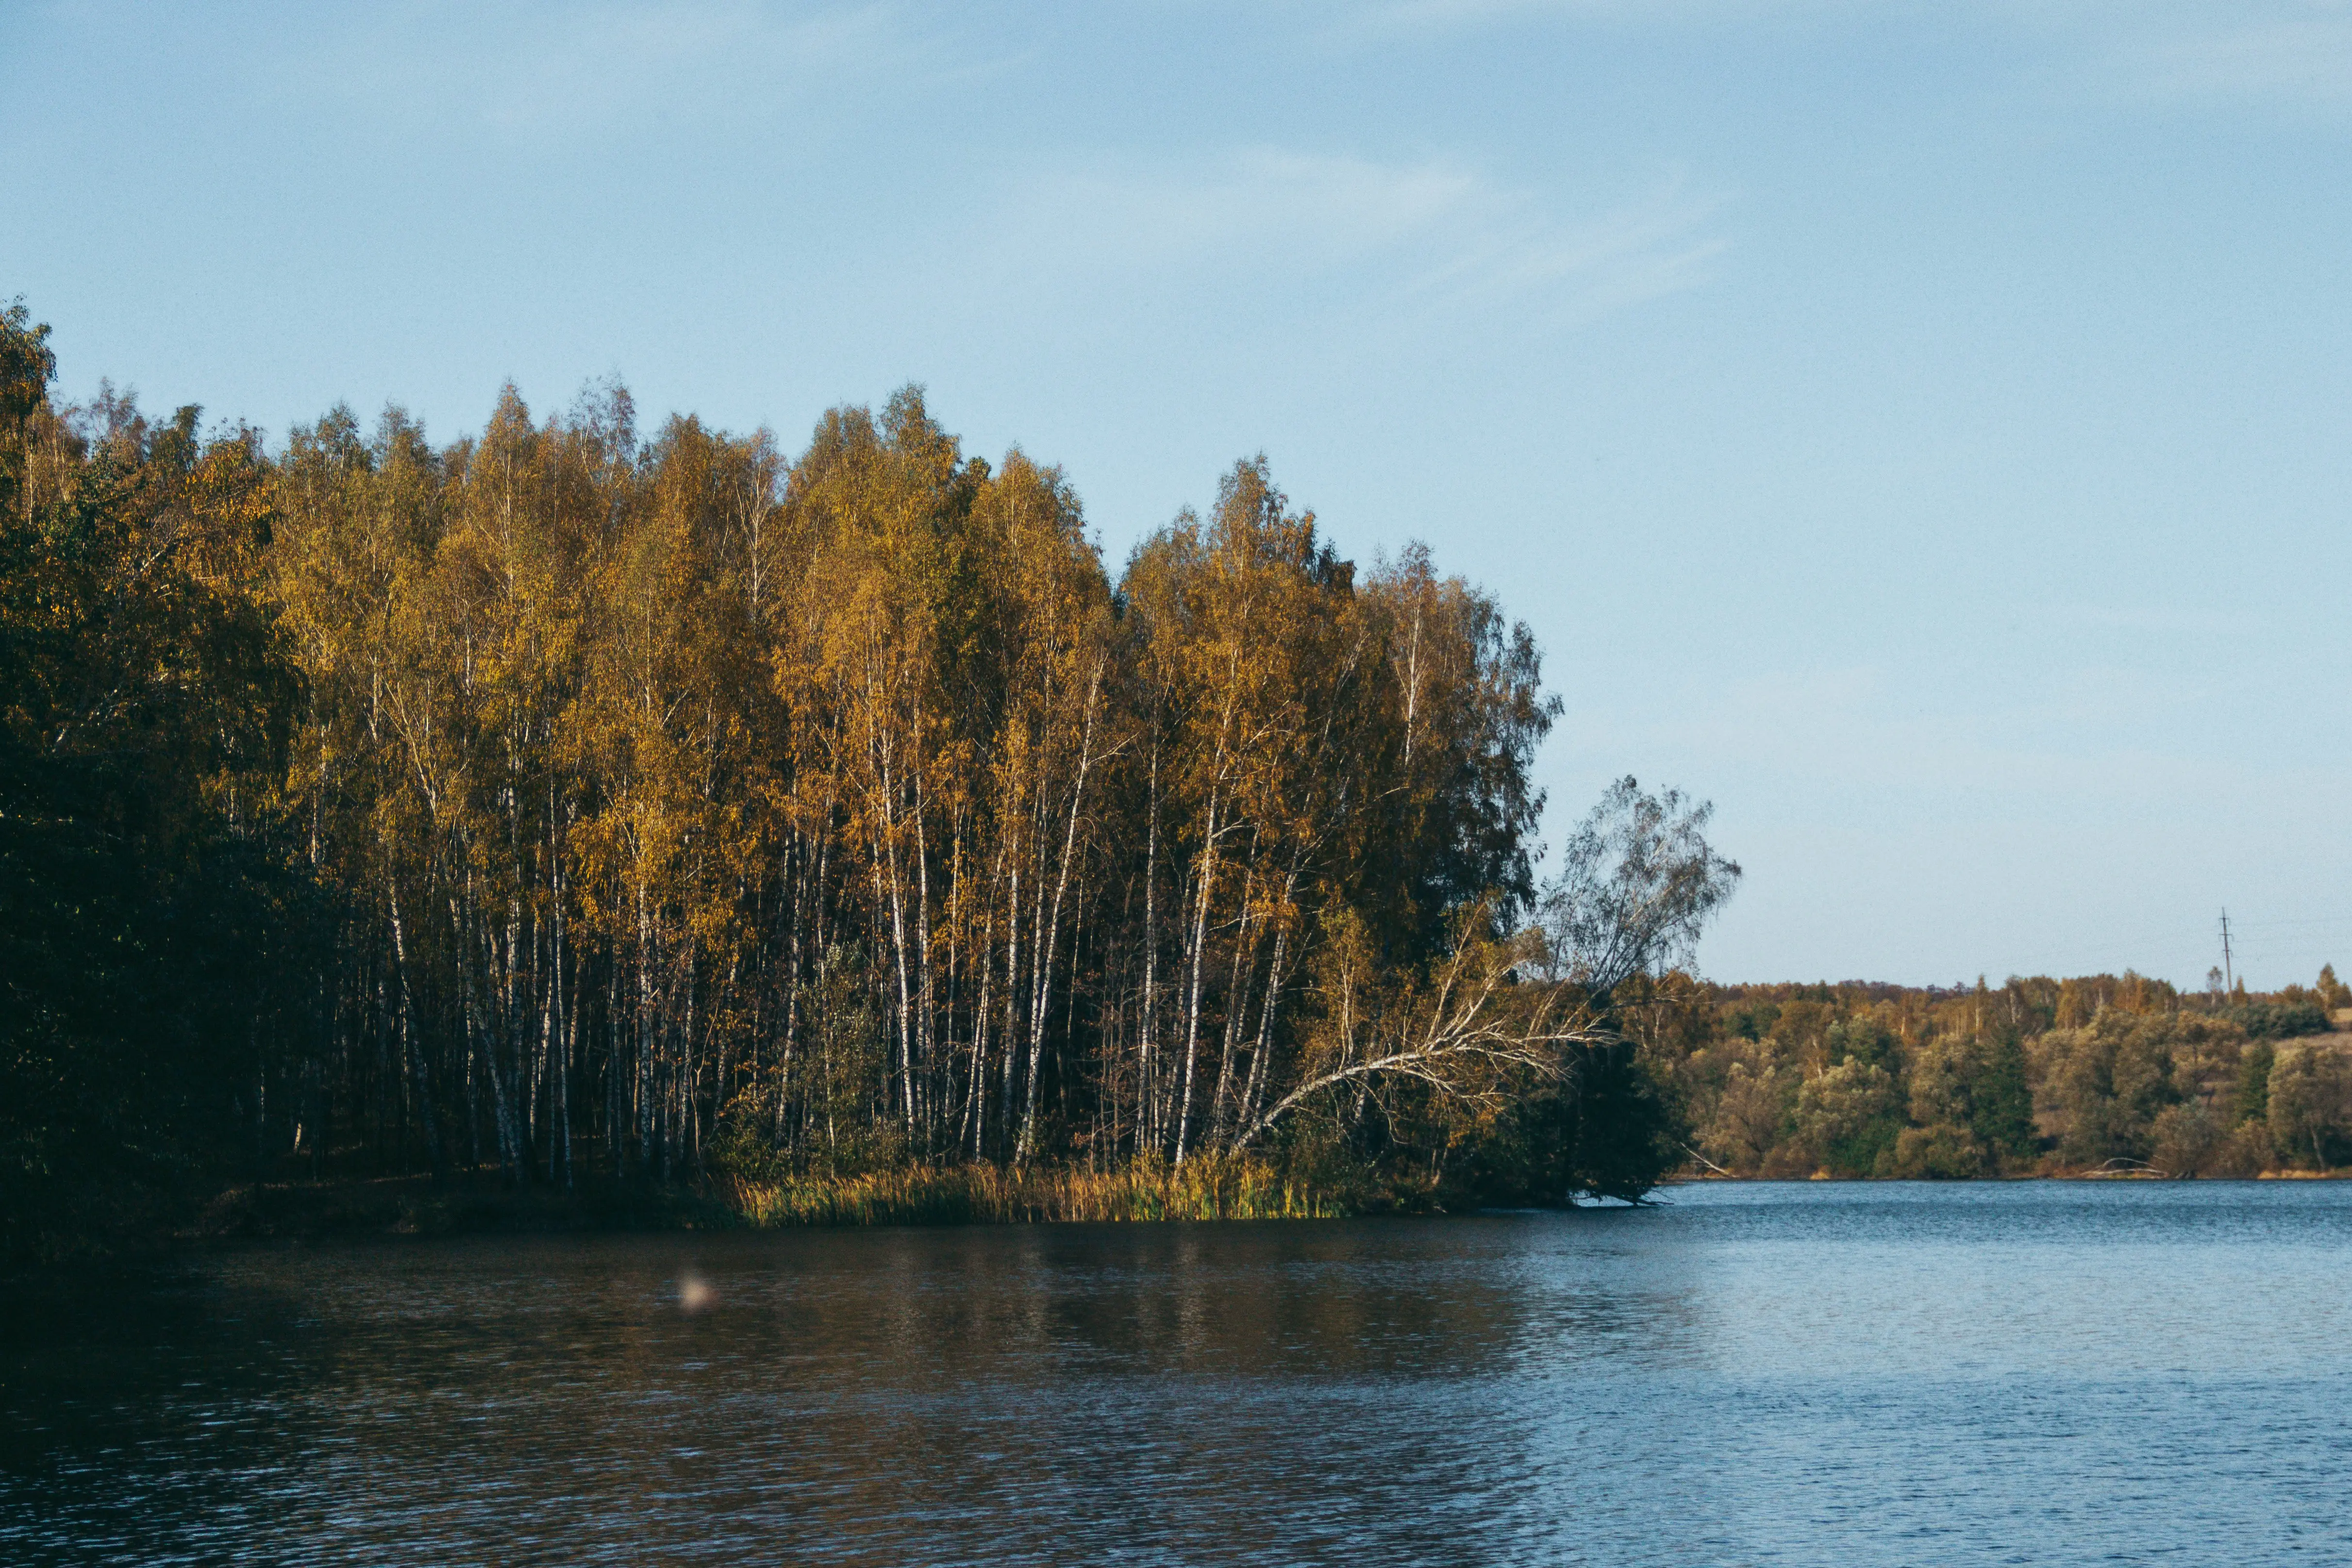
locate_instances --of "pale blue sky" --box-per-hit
[7,0,2349,987]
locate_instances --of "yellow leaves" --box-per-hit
[177,438,280,587]
[234,372,1565,1179]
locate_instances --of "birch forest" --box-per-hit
[8,301,1704,1248]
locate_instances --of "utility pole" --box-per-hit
[2220,909,2234,995]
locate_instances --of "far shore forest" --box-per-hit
[5,299,2349,1258]
[1644,970,2352,1181]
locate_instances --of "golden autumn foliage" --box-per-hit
[1,330,1570,1219]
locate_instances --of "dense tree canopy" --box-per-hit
[8,302,1733,1251]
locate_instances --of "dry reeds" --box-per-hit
[717,1155,1343,1227]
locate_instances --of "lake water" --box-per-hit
[4,1181,2350,1565]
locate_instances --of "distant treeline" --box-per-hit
[1626,968,2352,1178]
[4,301,1750,1255]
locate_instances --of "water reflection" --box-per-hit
[6,1184,2352,1564]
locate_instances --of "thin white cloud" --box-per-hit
[1396,173,1725,323]
[981,148,1723,333]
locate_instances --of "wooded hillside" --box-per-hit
[1629,969,2352,1179]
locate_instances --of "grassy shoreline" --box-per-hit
[717,1158,1347,1226]
[166,1155,1361,1248]
[28,1160,2351,1261]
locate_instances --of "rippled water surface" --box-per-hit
[6,1181,2352,1565]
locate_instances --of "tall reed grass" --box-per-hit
[717,1155,1345,1227]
